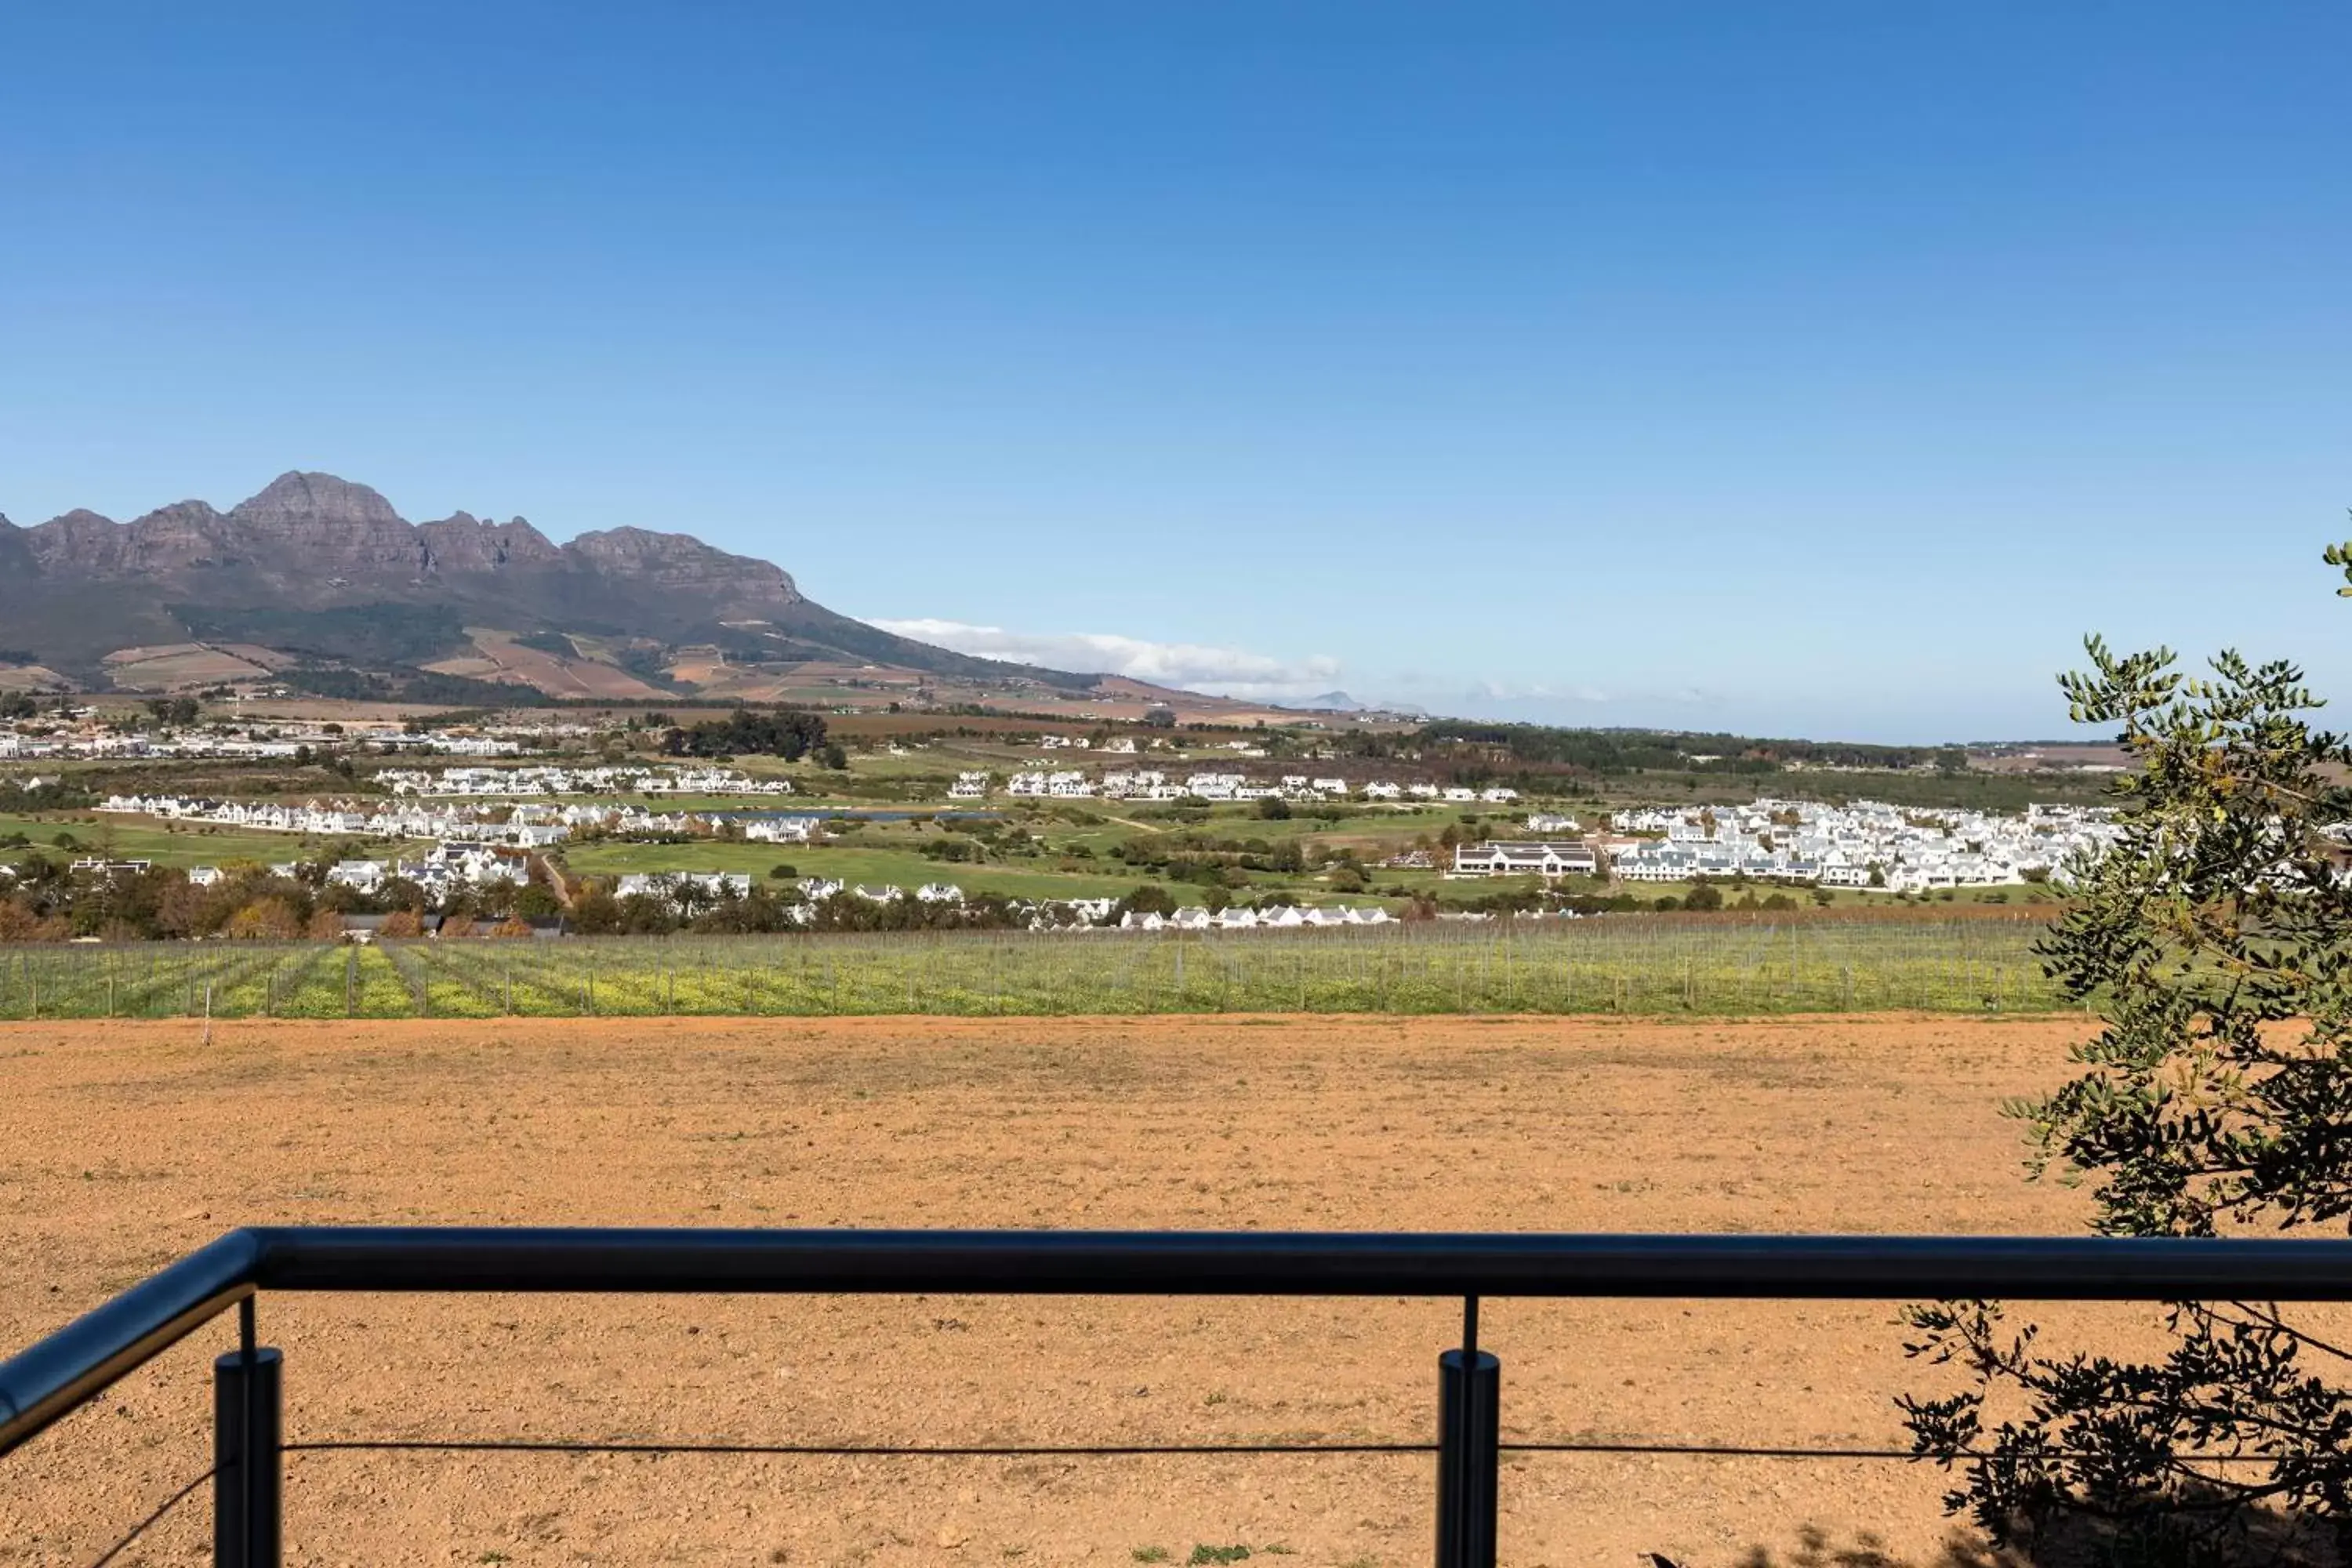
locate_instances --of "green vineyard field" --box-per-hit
[0,916,2068,1020]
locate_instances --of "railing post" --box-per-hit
[1435,1297,1498,1568]
[213,1342,281,1568]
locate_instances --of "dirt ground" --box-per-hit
[0,1013,2147,1566]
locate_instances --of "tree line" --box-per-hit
[660,709,837,764]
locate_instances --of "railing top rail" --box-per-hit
[13,1226,2352,1459]
[0,1229,256,1458]
[238,1226,2352,1301]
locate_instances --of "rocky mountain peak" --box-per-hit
[228,470,405,530]
[416,509,561,572]
[38,508,118,530]
[564,526,800,601]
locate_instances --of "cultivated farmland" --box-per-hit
[0,913,2071,1021]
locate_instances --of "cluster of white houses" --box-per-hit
[1116,904,1396,931]
[954,768,1520,805]
[2,729,314,760]
[1436,800,2122,891]
[375,765,793,797]
[610,873,975,913]
[98,793,575,848]
[314,842,535,902]
[0,723,539,760]
[94,791,833,853]
[1595,799,2122,891]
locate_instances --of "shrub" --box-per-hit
[1904,539,2352,1555]
[224,898,302,940]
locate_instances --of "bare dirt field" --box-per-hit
[423,629,666,702]
[0,1013,2154,1566]
[97,643,277,691]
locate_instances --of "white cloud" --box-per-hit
[872,619,1343,702]
[1462,679,1613,706]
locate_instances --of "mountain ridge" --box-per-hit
[0,470,1100,693]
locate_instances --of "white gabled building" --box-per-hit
[742,816,821,844]
[326,860,387,895]
[1040,771,1096,797]
[1451,840,1599,879]
[614,870,751,906]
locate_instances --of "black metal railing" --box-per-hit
[11,1227,2352,1568]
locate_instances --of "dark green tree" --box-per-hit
[1902,537,2352,1561]
[663,709,828,761]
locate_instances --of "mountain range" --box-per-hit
[0,472,1105,701]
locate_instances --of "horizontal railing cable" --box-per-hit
[285,1438,1436,1457]
[275,1434,2281,1465]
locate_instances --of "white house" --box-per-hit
[1185,772,1247,800]
[614,870,751,906]
[1451,841,1599,879]
[742,816,820,844]
[326,859,387,895]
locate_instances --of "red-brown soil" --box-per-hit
[0,1014,2169,1566]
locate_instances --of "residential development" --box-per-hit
[1599,799,2120,891]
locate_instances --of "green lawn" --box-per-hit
[0,811,423,869]
[559,837,1144,900]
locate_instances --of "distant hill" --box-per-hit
[0,471,1105,697]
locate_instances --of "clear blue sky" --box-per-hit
[2,3,2345,742]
